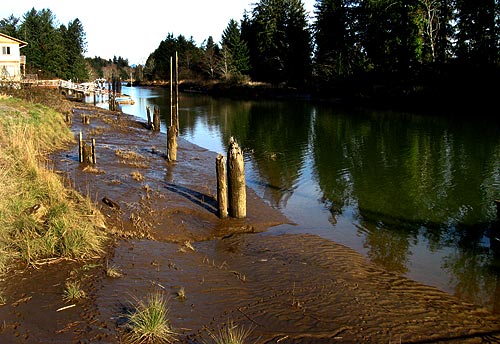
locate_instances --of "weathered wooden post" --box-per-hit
[153,106,161,132]
[78,131,83,163]
[82,115,90,125]
[170,56,173,126]
[91,138,96,164]
[146,105,152,129]
[175,51,180,136]
[82,142,92,164]
[167,126,177,162]
[65,112,72,125]
[216,154,228,218]
[227,137,246,218]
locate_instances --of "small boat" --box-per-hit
[114,94,135,105]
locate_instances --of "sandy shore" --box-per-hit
[1,103,500,343]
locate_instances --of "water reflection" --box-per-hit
[93,86,500,311]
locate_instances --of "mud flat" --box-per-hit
[1,103,500,343]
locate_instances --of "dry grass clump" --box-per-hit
[123,290,177,344]
[87,126,105,136]
[117,149,148,168]
[131,171,145,182]
[63,281,86,302]
[106,261,123,278]
[206,320,255,344]
[0,96,107,272]
[176,287,186,301]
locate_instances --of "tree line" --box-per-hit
[0,8,88,80]
[0,8,130,82]
[2,1,500,104]
[142,0,500,104]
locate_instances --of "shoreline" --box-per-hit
[1,101,500,342]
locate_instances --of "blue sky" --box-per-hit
[1,0,317,66]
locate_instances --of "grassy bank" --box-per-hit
[0,92,107,272]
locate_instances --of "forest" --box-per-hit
[2,0,500,107]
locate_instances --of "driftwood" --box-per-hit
[102,197,120,210]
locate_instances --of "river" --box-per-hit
[93,85,500,312]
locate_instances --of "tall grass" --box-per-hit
[0,94,106,272]
[207,320,255,344]
[123,290,177,344]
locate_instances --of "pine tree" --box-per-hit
[0,15,20,37]
[61,18,88,80]
[221,19,250,77]
[245,0,312,86]
[201,36,220,79]
[314,0,364,82]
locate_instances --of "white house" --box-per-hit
[0,32,27,81]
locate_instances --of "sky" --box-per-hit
[1,0,317,66]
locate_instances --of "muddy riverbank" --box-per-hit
[1,103,500,343]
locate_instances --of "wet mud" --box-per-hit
[1,104,500,343]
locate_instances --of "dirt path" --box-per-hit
[1,104,500,343]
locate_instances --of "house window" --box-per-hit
[2,46,11,55]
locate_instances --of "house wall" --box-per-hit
[0,37,22,81]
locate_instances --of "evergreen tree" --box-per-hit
[358,0,422,74]
[61,18,88,80]
[17,8,88,79]
[454,0,497,64]
[245,0,312,86]
[145,33,203,81]
[0,15,20,37]
[201,36,220,79]
[221,19,250,76]
[314,0,365,82]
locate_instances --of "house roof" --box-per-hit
[0,32,28,48]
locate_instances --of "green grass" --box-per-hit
[63,281,86,302]
[0,93,107,272]
[123,291,177,344]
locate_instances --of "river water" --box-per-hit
[94,86,500,312]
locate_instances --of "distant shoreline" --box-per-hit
[130,78,498,117]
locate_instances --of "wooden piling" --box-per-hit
[91,138,96,164]
[167,125,178,162]
[170,56,173,127]
[146,105,152,129]
[82,115,90,125]
[78,131,83,163]
[227,137,246,218]
[65,112,72,125]
[153,106,161,132]
[216,154,228,219]
[82,143,92,164]
[175,51,180,136]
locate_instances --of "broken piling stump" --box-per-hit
[153,106,161,132]
[227,137,246,219]
[146,105,152,129]
[216,154,228,219]
[167,126,178,162]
